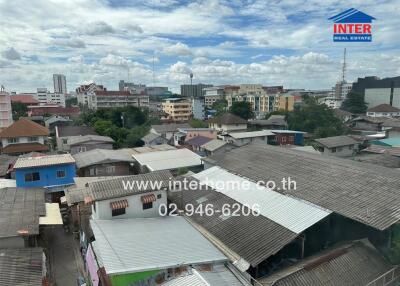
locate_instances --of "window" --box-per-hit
[56,170,65,178]
[143,202,153,210]
[157,194,162,199]
[62,139,68,144]
[7,138,19,144]
[106,166,115,174]
[112,208,126,217]
[25,172,40,182]
[89,168,95,176]
[28,137,39,142]
[79,146,87,152]
[331,147,337,153]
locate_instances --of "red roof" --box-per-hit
[95,90,131,96]
[0,118,49,138]
[11,94,39,105]
[29,106,80,116]
[1,143,49,154]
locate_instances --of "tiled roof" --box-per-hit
[2,143,49,154]
[259,240,393,286]
[207,113,247,125]
[73,149,134,169]
[314,135,358,148]
[205,143,400,230]
[14,154,75,169]
[185,136,213,147]
[67,135,114,146]
[0,118,49,138]
[95,90,131,96]
[30,106,80,116]
[0,248,44,286]
[0,187,46,238]
[56,126,97,137]
[141,132,162,143]
[367,103,400,112]
[201,139,227,152]
[151,123,191,134]
[10,94,39,104]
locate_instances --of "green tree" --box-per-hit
[93,120,114,135]
[189,118,208,128]
[229,101,254,120]
[65,97,78,107]
[125,125,149,147]
[211,99,228,115]
[341,92,367,114]
[287,99,345,138]
[11,102,28,120]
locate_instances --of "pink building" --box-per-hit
[0,91,13,130]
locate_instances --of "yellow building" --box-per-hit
[274,94,302,112]
[162,98,192,122]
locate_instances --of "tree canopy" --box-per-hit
[11,102,28,120]
[189,118,208,128]
[211,99,228,115]
[229,101,254,120]
[341,92,368,114]
[287,98,345,138]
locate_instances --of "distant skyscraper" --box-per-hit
[53,74,67,94]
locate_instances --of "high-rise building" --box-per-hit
[0,89,13,129]
[53,74,67,94]
[180,83,213,98]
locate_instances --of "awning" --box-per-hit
[141,194,156,204]
[110,199,129,210]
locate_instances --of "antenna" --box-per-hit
[341,48,346,83]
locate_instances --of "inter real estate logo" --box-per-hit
[329,8,376,42]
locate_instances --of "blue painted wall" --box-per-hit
[15,163,76,188]
[294,133,304,145]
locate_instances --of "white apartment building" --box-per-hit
[203,86,225,108]
[53,74,67,94]
[0,91,13,129]
[76,83,106,106]
[321,97,343,109]
[88,90,149,110]
[191,97,205,120]
[35,88,66,107]
[333,82,352,99]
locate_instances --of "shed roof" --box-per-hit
[185,136,213,147]
[0,155,17,177]
[0,118,49,138]
[141,132,162,144]
[67,135,114,146]
[14,153,75,169]
[10,94,39,104]
[88,170,172,201]
[132,148,202,171]
[201,139,227,152]
[207,113,247,125]
[229,130,275,139]
[73,149,134,169]
[56,126,97,137]
[314,135,358,148]
[259,240,392,286]
[90,216,227,275]
[0,187,45,238]
[0,248,44,286]
[204,143,400,230]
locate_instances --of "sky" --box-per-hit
[0,0,399,93]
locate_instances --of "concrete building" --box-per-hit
[0,91,13,130]
[314,135,359,157]
[35,88,66,107]
[76,83,106,106]
[203,86,225,108]
[68,135,114,154]
[88,90,149,110]
[274,93,302,111]
[365,87,400,109]
[367,104,400,118]
[118,80,146,94]
[145,86,168,97]
[222,130,275,147]
[191,97,205,120]
[162,98,192,122]
[181,83,212,98]
[333,81,352,99]
[53,74,67,94]
[207,113,247,133]
[321,96,343,109]
[55,126,98,152]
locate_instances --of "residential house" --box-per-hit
[73,149,135,177]
[248,115,288,130]
[132,148,202,174]
[354,151,400,168]
[162,98,192,122]
[13,154,76,193]
[367,104,400,118]
[44,115,72,132]
[20,116,45,126]
[0,118,49,155]
[55,125,98,152]
[382,117,400,137]
[268,130,305,146]
[314,135,359,157]
[141,133,169,146]
[88,216,227,286]
[350,116,384,132]
[320,96,342,109]
[207,113,247,133]
[221,130,275,146]
[150,123,191,140]
[201,139,229,156]
[333,108,353,122]
[68,135,114,154]
[174,128,217,146]
[371,137,400,148]
[184,135,213,152]
[258,240,397,286]
[88,171,172,220]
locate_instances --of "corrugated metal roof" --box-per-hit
[201,139,227,152]
[259,240,393,286]
[73,149,134,169]
[90,217,227,275]
[0,248,43,286]
[205,143,400,230]
[89,170,172,201]
[229,130,275,139]
[132,148,202,171]
[14,154,75,169]
[314,135,358,148]
[193,167,331,234]
[68,135,114,145]
[169,183,298,267]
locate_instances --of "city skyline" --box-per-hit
[0,0,399,93]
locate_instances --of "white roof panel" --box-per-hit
[90,216,226,275]
[229,130,274,139]
[193,166,331,234]
[39,203,63,225]
[132,148,202,171]
[0,179,16,189]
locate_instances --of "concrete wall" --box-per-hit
[208,122,247,133]
[91,190,167,220]
[2,136,45,148]
[320,144,356,157]
[365,88,391,108]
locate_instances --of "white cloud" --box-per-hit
[170,61,192,74]
[52,38,86,48]
[84,21,115,35]
[68,55,85,64]
[99,54,131,67]
[2,47,21,60]
[163,42,192,56]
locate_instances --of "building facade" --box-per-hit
[0,91,13,130]
[35,88,66,107]
[181,83,212,98]
[203,86,225,108]
[162,98,192,122]
[85,90,149,110]
[365,87,400,109]
[191,97,205,120]
[76,83,106,106]
[53,74,67,94]
[119,80,146,94]
[274,93,302,111]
